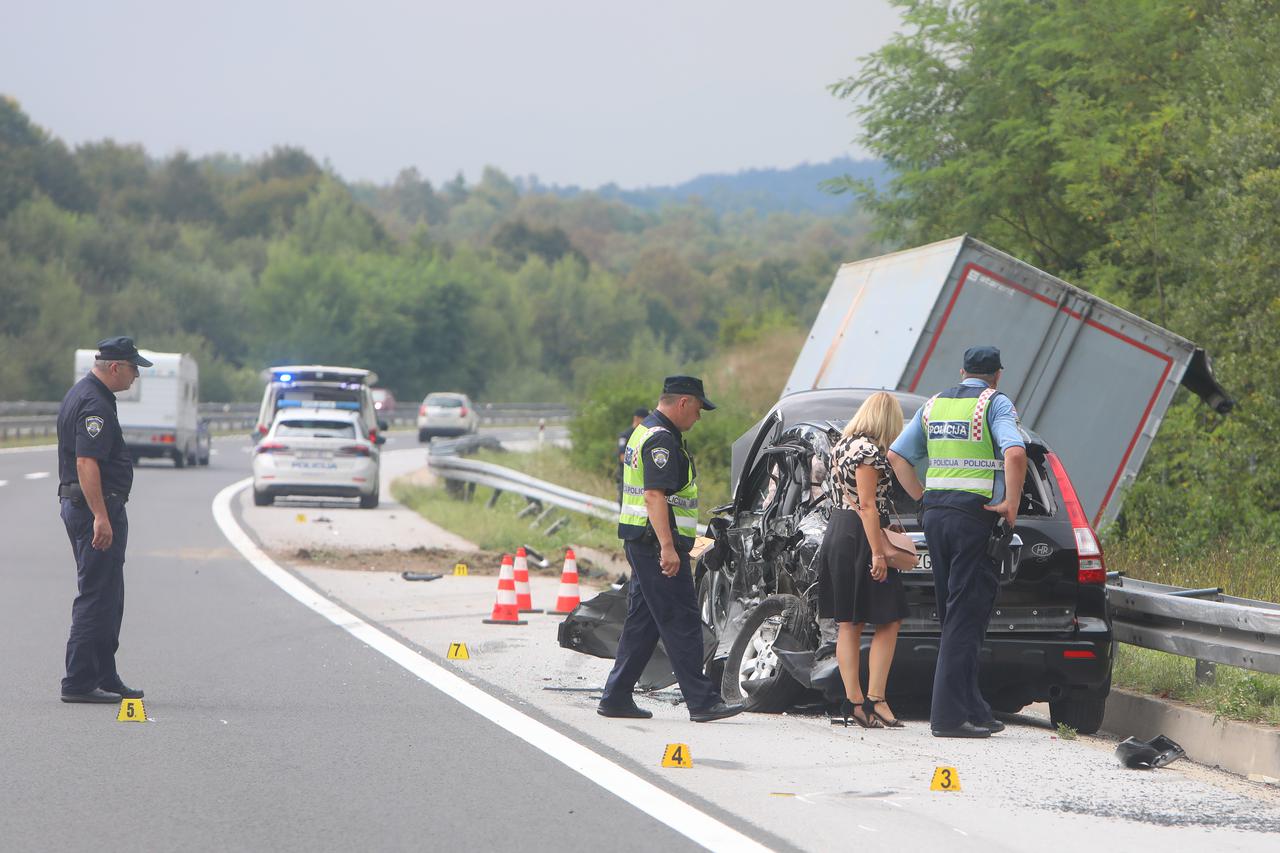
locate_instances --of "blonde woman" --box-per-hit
[819,391,908,728]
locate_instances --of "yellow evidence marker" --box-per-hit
[447,642,470,660]
[930,766,961,792]
[117,698,147,723]
[453,563,469,577]
[662,743,693,768]
[295,513,306,523]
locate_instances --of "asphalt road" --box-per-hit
[0,431,748,852]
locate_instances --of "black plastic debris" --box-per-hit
[1115,734,1186,769]
[401,571,443,582]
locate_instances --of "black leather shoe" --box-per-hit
[689,701,745,723]
[102,683,144,699]
[931,722,991,738]
[976,719,1004,733]
[597,702,653,719]
[61,688,123,704]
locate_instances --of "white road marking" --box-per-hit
[0,480,8,487]
[954,828,969,836]
[211,478,771,853]
[857,825,877,832]
[24,471,51,480]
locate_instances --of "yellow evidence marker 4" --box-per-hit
[447,643,470,660]
[117,698,147,722]
[662,743,692,768]
[930,766,961,791]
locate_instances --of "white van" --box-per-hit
[253,365,385,445]
[74,349,209,467]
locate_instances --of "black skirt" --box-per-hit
[818,507,909,625]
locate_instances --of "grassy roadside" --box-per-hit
[391,479,623,559]
[0,434,58,449]
[1113,645,1280,727]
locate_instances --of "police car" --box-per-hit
[254,365,385,446]
[694,387,1113,734]
[251,408,381,508]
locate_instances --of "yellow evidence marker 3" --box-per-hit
[117,698,147,722]
[447,642,470,660]
[453,563,469,576]
[662,743,692,768]
[930,766,961,791]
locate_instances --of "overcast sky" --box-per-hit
[3,1,902,189]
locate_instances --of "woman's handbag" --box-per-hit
[880,527,918,571]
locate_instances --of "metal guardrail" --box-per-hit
[1106,576,1280,676]
[0,402,571,440]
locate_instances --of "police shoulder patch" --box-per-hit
[650,447,670,469]
[85,416,104,438]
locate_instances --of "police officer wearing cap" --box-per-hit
[887,346,1027,738]
[55,337,151,703]
[599,376,745,723]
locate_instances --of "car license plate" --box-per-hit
[911,551,932,573]
[292,461,337,469]
[297,449,330,459]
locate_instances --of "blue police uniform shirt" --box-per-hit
[890,378,1024,514]
[57,373,134,496]
[618,409,694,541]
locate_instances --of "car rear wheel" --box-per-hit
[721,594,808,713]
[359,490,379,509]
[252,488,273,507]
[1049,695,1107,735]
[417,429,429,442]
[173,447,186,468]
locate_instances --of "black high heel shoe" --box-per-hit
[831,698,881,728]
[866,696,904,728]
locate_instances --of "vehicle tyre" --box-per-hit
[359,490,379,509]
[696,569,732,635]
[417,429,429,443]
[721,594,808,713]
[1049,695,1107,735]
[252,488,273,507]
[173,448,186,468]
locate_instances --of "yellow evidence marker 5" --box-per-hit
[662,743,692,768]
[453,563,469,576]
[930,766,961,791]
[117,698,147,723]
[447,643,470,660]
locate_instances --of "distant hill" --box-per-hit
[544,157,887,216]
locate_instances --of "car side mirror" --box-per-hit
[378,419,389,432]
[375,434,387,446]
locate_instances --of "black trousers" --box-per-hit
[61,498,128,693]
[601,539,719,713]
[923,506,998,729]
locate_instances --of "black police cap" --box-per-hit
[96,336,153,368]
[662,375,716,410]
[963,346,1003,374]
[632,407,650,419]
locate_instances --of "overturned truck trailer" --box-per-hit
[773,235,1232,528]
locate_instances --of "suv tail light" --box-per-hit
[1046,452,1106,584]
[256,442,292,455]
[459,405,468,417]
[368,428,378,443]
[419,404,427,416]
[336,444,372,457]
[258,424,269,436]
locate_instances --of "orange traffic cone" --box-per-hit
[482,554,527,625]
[549,549,582,615]
[513,546,542,614]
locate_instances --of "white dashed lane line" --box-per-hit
[23,472,51,480]
[0,480,8,488]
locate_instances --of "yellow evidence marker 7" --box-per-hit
[662,743,692,768]
[117,698,147,722]
[447,643,470,660]
[930,766,961,791]
[453,563,469,576]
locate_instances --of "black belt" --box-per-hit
[58,483,128,504]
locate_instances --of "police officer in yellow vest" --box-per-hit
[888,347,1027,738]
[599,376,745,723]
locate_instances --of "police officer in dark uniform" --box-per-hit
[888,346,1027,737]
[599,376,744,722]
[56,337,151,703]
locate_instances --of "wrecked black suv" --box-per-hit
[696,388,1113,733]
